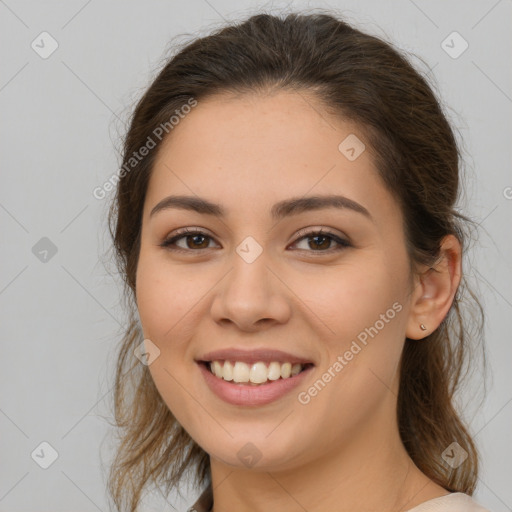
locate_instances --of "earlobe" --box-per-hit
[405,234,462,340]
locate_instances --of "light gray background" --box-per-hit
[1,0,511,511]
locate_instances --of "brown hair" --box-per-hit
[106,10,485,511]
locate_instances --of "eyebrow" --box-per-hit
[149,194,373,222]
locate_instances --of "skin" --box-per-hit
[135,90,462,512]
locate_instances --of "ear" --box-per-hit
[405,234,462,340]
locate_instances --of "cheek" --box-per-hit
[135,251,201,341]
[293,253,406,344]
[291,254,407,404]
[135,253,206,426]
[293,292,405,450]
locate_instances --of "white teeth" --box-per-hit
[268,361,281,380]
[223,360,234,381]
[208,360,306,384]
[212,361,222,378]
[281,362,291,378]
[233,361,250,383]
[250,362,268,383]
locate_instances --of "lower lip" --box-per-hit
[197,362,314,406]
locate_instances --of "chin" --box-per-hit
[200,433,310,472]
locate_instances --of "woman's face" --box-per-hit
[136,90,417,471]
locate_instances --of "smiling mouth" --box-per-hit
[199,360,315,385]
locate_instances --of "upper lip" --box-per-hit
[197,348,315,366]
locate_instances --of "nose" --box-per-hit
[210,252,292,332]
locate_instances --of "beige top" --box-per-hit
[187,486,491,512]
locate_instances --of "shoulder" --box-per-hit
[406,492,491,512]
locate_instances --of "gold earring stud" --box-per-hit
[420,324,427,331]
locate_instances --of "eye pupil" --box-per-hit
[310,235,330,250]
[188,235,208,248]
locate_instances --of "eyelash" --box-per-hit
[159,227,352,254]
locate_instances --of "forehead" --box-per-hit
[144,90,400,226]
[158,89,354,158]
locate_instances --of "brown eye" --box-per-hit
[291,230,351,253]
[160,228,351,254]
[160,229,218,252]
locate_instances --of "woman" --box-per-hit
[106,11,489,512]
